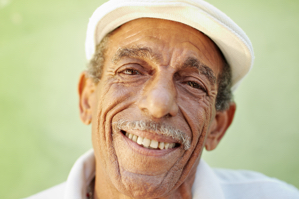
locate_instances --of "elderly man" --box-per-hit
[27,0,299,199]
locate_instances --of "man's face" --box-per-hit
[85,18,225,198]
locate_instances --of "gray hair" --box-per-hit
[215,61,233,111]
[87,32,233,111]
[113,120,191,150]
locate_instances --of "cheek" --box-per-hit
[91,79,141,142]
[95,79,139,113]
[178,90,214,124]
[91,80,143,176]
[177,90,215,149]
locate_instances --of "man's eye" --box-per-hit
[122,69,140,75]
[187,81,200,89]
[186,81,207,92]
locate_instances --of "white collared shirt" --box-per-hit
[26,149,299,199]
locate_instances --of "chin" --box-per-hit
[110,169,181,198]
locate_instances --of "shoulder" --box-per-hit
[23,182,66,199]
[213,168,299,199]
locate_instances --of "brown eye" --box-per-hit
[122,69,140,75]
[186,81,207,93]
[187,81,200,89]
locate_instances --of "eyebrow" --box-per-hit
[182,57,216,85]
[112,47,216,85]
[112,46,162,64]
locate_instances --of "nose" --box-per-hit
[137,76,178,118]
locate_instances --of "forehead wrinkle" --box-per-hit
[182,57,216,85]
[112,46,162,64]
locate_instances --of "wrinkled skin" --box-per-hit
[78,18,236,199]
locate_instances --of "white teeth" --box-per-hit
[128,133,133,140]
[137,136,144,145]
[159,142,165,149]
[164,143,170,150]
[150,140,158,149]
[124,132,176,150]
[132,135,138,142]
[142,138,151,147]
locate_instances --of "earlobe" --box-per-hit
[205,103,236,151]
[78,72,96,125]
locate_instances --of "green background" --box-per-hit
[0,0,298,198]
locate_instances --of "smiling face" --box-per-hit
[79,18,235,199]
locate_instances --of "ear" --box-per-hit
[78,72,96,125]
[205,102,236,151]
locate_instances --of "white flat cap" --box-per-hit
[85,0,254,91]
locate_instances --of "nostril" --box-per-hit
[165,113,171,118]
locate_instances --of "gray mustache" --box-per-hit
[113,120,191,150]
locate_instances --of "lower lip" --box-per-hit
[120,131,177,157]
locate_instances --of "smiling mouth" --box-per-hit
[121,130,179,150]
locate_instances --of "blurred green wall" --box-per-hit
[0,0,298,198]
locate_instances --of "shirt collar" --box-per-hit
[64,149,224,199]
[64,149,95,199]
[192,159,225,199]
